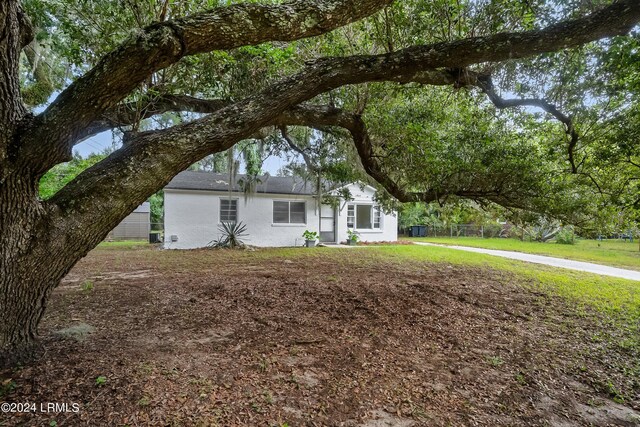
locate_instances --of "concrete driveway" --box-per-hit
[413,242,640,282]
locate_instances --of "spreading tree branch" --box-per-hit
[82,95,230,142]
[472,74,581,172]
[19,0,393,169]
[275,105,525,206]
[442,68,582,172]
[279,126,319,174]
[87,68,583,176]
[69,0,640,151]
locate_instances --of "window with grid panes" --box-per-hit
[220,199,237,223]
[273,201,306,224]
[347,205,355,228]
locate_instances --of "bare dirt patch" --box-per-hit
[1,247,639,426]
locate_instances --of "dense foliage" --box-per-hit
[38,153,105,200]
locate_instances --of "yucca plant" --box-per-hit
[211,221,248,249]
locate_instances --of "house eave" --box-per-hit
[164,187,317,197]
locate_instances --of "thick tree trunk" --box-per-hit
[0,160,167,367]
[0,3,24,117]
[0,1,47,366]
[0,174,60,366]
[0,272,56,367]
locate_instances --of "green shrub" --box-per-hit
[347,229,360,242]
[555,228,576,245]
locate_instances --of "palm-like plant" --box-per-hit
[211,221,249,248]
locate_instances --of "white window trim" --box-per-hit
[272,199,307,225]
[347,205,355,229]
[219,197,239,224]
[347,203,383,231]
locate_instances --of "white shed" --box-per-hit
[107,202,151,241]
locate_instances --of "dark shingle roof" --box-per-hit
[165,171,316,195]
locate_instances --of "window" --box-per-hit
[220,198,238,223]
[347,205,355,228]
[347,204,381,230]
[356,205,371,229]
[373,206,381,228]
[273,201,306,224]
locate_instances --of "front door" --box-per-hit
[319,204,336,243]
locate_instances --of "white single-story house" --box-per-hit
[163,171,397,248]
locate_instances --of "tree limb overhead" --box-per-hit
[19,0,393,170]
[275,105,524,206]
[82,95,231,143]
[76,0,640,149]
[279,126,319,174]
[444,68,581,173]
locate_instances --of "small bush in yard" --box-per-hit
[303,230,319,241]
[556,228,576,245]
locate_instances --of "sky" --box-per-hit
[73,130,292,175]
[36,93,291,175]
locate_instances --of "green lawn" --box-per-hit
[257,244,640,320]
[373,245,640,318]
[403,237,640,271]
[98,240,150,250]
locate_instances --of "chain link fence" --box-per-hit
[406,224,509,238]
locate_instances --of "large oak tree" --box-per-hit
[1,0,639,365]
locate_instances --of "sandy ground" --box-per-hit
[1,246,639,426]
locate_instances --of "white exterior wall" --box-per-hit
[164,190,320,249]
[335,184,398,243]
[164,184,397,249]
